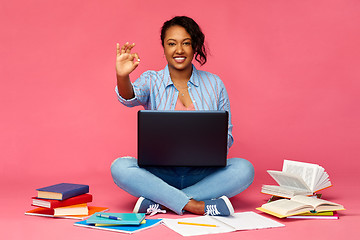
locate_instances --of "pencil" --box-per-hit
[96,213,122,220]
[177,222,218,227]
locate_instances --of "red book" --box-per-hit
[32,194,93,208]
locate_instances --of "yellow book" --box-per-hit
[298,211,334,216]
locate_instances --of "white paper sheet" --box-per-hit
[162,211,285,236]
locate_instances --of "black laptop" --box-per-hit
[137,110,228,167]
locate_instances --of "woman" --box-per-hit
[111,16,254,216]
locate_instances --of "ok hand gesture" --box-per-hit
[116,42,140,77]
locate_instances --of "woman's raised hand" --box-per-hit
[116,42,140,77]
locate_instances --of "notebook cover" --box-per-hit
[86,212,146,225]
[32,194,93,208]
[36,183,89,200]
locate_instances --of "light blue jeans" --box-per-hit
[110,157,254,215]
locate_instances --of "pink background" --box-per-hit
[1,0,359,239]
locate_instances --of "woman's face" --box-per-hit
[163,25,194,72]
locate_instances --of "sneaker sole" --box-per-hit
[133,197,145,213]
[220,196,235,215]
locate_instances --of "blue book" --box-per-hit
[86,212,146,225]
[36,183,89,200]
[74,219,162,234]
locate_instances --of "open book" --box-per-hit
[257,195,344,218]
[261,159,332,198]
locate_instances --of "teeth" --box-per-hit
[174,57,186,63]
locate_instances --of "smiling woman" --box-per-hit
[111,16,254,217]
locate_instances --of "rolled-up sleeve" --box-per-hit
[115,71,151,108]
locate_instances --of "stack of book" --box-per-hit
[74,212,163,234]
[25,183,108,219]
[257,160,345,219]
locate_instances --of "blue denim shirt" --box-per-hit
[115,65,234,150]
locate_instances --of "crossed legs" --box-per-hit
[110,156,254,215]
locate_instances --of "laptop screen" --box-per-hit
[137,110,228,167]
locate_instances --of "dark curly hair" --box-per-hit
[161,16,207,66]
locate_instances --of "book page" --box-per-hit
[314,171,332,192]
[261,185,312,198]
[261,198,313,216]
[291,195,322,207]
[291,195,344,211]
[268,170,311,191]
[282,160,320,191]
[314,166,325,187]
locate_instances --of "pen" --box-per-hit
[96,213,122,220]
[177,222,217,227]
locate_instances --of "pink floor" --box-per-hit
[2,170,359,240]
